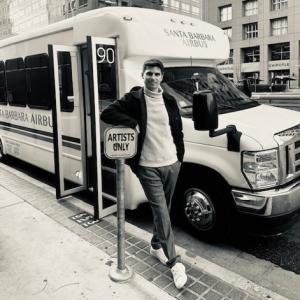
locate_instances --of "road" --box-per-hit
[2,156,300,299]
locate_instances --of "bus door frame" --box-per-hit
[86,36,119,219]
[49,44,87,198]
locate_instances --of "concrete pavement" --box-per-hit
[0,162,290,300]
[0,187,173,300]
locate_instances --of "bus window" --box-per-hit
[96,44,117,107]
[0,61,6,104]
[5,58,27,107]
[25,54,51,110]
[57,51,74,112]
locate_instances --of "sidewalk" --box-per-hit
[0,163,288,300]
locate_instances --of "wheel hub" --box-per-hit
[184,188,215,231]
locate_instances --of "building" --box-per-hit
[0,1,11,39]
[0,0,207,40]
[162,0,206,19]
[5,0,48,37]
[207,0,300,89]
[48,0,164,24]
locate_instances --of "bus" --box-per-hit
[0,7,299,239]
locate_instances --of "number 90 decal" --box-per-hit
[97,46,115,64]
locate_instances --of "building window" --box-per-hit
[79,0,88,7]
[270,70,290,84]
[271,0,288,11]
[243,0,258,16]
[243,46,260,63]
[181,3,190,12]
[223,27,232,38]
[243,22,258,39]
[219,5,232,22]
[170,0,179,10]
[271,17,288,36]
[219,49,234,65]
[191,6,199,15]
[242,72,260,84]
[270,43,290,60]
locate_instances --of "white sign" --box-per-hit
[268,60,290,70]
[104,127,137,159]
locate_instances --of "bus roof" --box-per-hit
[0,7,229,63]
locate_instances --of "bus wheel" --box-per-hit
[179,179,234,241]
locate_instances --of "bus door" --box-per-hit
[48,45,87,198]
[85,36,118,218]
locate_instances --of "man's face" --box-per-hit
[142,66,163,92]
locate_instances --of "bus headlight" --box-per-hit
[242,149,279,189]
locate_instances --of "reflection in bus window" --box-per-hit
[5,57,27,107]
[0,61,6,104]
[162,67,258,115]
[57,51,74,112]
[25,53,51,110]
[96,44,117,103]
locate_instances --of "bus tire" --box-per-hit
[176,176,234,242]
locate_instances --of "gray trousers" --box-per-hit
[137,161,181,268]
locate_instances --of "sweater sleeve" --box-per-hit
[100,95,138,129]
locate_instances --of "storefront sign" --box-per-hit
[217,64,233,73]
[268,60,290,70]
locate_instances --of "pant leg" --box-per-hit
[162,161,181,211]
[137,165,180,268]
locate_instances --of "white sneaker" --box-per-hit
[150,246,168,265]
[171,262,187,289]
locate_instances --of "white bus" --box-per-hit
[0,7,299,239]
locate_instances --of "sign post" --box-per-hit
[105,127,137,282]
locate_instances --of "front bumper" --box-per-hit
[231,179,300,216]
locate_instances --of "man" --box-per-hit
[101,59,187,289]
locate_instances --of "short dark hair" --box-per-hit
[142,59,164,73]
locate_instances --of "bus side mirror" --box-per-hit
[192,90,242,152]
[192,91,218,131]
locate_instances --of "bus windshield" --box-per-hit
[161,67,259,116]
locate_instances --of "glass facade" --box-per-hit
[9,0,48,35]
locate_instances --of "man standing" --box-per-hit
[101,59,187,289]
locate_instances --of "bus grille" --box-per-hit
[276,124,300,182]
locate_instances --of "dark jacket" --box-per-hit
[101,87,185,174]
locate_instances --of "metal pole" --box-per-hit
[117,159,125,270]
[109,159,133,282]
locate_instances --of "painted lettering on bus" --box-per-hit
[163,28,216,48]
[0,107,52,128]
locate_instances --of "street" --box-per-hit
[2,156,300,299]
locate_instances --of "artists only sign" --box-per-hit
[104,127,137,159]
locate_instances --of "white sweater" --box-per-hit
[139,87,177,167]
